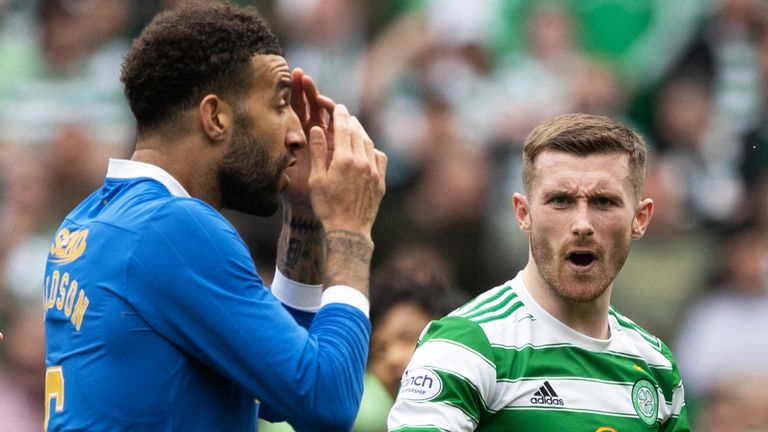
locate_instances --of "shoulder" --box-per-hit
[404,284,527,390]
[609,307,684,395]
[128,197,252,274]
[421,282,521,353]
[610,306,674,365]
[447,281,531,346]
[142,198,242,245]
[448,282,523,324]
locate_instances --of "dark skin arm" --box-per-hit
[276,69,331,284]
[278,69,386,295]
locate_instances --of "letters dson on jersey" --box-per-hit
[45,228,90,331]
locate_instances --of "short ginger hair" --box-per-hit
[522,113,648,198]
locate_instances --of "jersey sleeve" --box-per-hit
[659,342,691,432]
[126,199,369,430]
[270,269,323,328]
[387,316,496,432]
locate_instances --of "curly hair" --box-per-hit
[121,1,283,134]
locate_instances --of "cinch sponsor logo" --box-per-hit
[49,228,89,264]
[530,381,565,406]
[398,367,442,401]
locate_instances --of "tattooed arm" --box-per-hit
[325,229,374,296]
[307,105,386,298]
[276,206,324,284]
[281,69,386,297]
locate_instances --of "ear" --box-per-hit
[198,94,234,143]
[513,192,532,234]
[631,198,654,239]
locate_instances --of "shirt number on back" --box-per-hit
[45,366,65,431]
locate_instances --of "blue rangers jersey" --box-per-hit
[44,159,370,431]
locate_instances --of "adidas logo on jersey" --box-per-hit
[530,381,565,406]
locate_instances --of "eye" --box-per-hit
[549,195,571,207]
[593,197,614,207]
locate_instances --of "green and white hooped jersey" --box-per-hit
[388,273,690,431]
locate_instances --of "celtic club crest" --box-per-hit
[632,379,659,426]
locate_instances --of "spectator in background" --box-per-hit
[261,243,468,431]
[371,95,496,296]
[0,0,134,147]
[671,0,768,143]
[41,124,123,228]
[367,244,467,399]
[652,75,743,226]
[275,0,368,113]
[674,224,768,405]
[741,12,768,191]
[0,145,51,303]
[698,374,768,432]
[613,155,715,344]
[0,294,46,432]
[491,3,588,143]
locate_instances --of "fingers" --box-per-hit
[375,149,388,192]
[308,126,328,183]
[301,74,325,128]
[290,68,307,123]
[333,107,383,178]
[332,105,352,158]
[316,95,336,112]
[350,116,374,165]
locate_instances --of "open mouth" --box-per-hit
[567,251,596,270]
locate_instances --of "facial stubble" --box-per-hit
[218,111,290,216]
[528,219,631,304]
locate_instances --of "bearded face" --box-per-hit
[529,219,630,304]
[218,111,291,216]
[518,151,649,305]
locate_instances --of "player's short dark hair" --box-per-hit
[121,1,283,134]
[522,113,648,198]
[369,246,467,328]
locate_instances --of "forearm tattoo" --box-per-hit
[325,230,374,265]
[324,229,374,292]
[277,216,324,283]
[283,214,322,233]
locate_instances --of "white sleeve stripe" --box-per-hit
[320,285,370,318]
[661,383,686,418]
[269,268,322,311]
[409,339,496,406]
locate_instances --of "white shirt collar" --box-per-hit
[106,158,191,198]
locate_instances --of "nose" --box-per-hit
[571,202,594,238]
[286,108,306,151]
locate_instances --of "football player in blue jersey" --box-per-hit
[42,2,386,431]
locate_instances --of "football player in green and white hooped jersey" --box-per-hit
[388,113,690,431]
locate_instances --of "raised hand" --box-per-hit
[291,68,335,141]
[308,105,386,235]
[282,68,336,211]
[307,105,387,293]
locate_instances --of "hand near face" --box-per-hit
[281,68,335,212]
[308,104,387,237]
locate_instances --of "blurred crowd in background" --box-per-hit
[1,0,768,430]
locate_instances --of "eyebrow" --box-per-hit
[540,189,624,201]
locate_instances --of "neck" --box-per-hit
[131,136,221,209]
[520,261,612,340]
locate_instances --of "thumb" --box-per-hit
[308,126,327,182]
